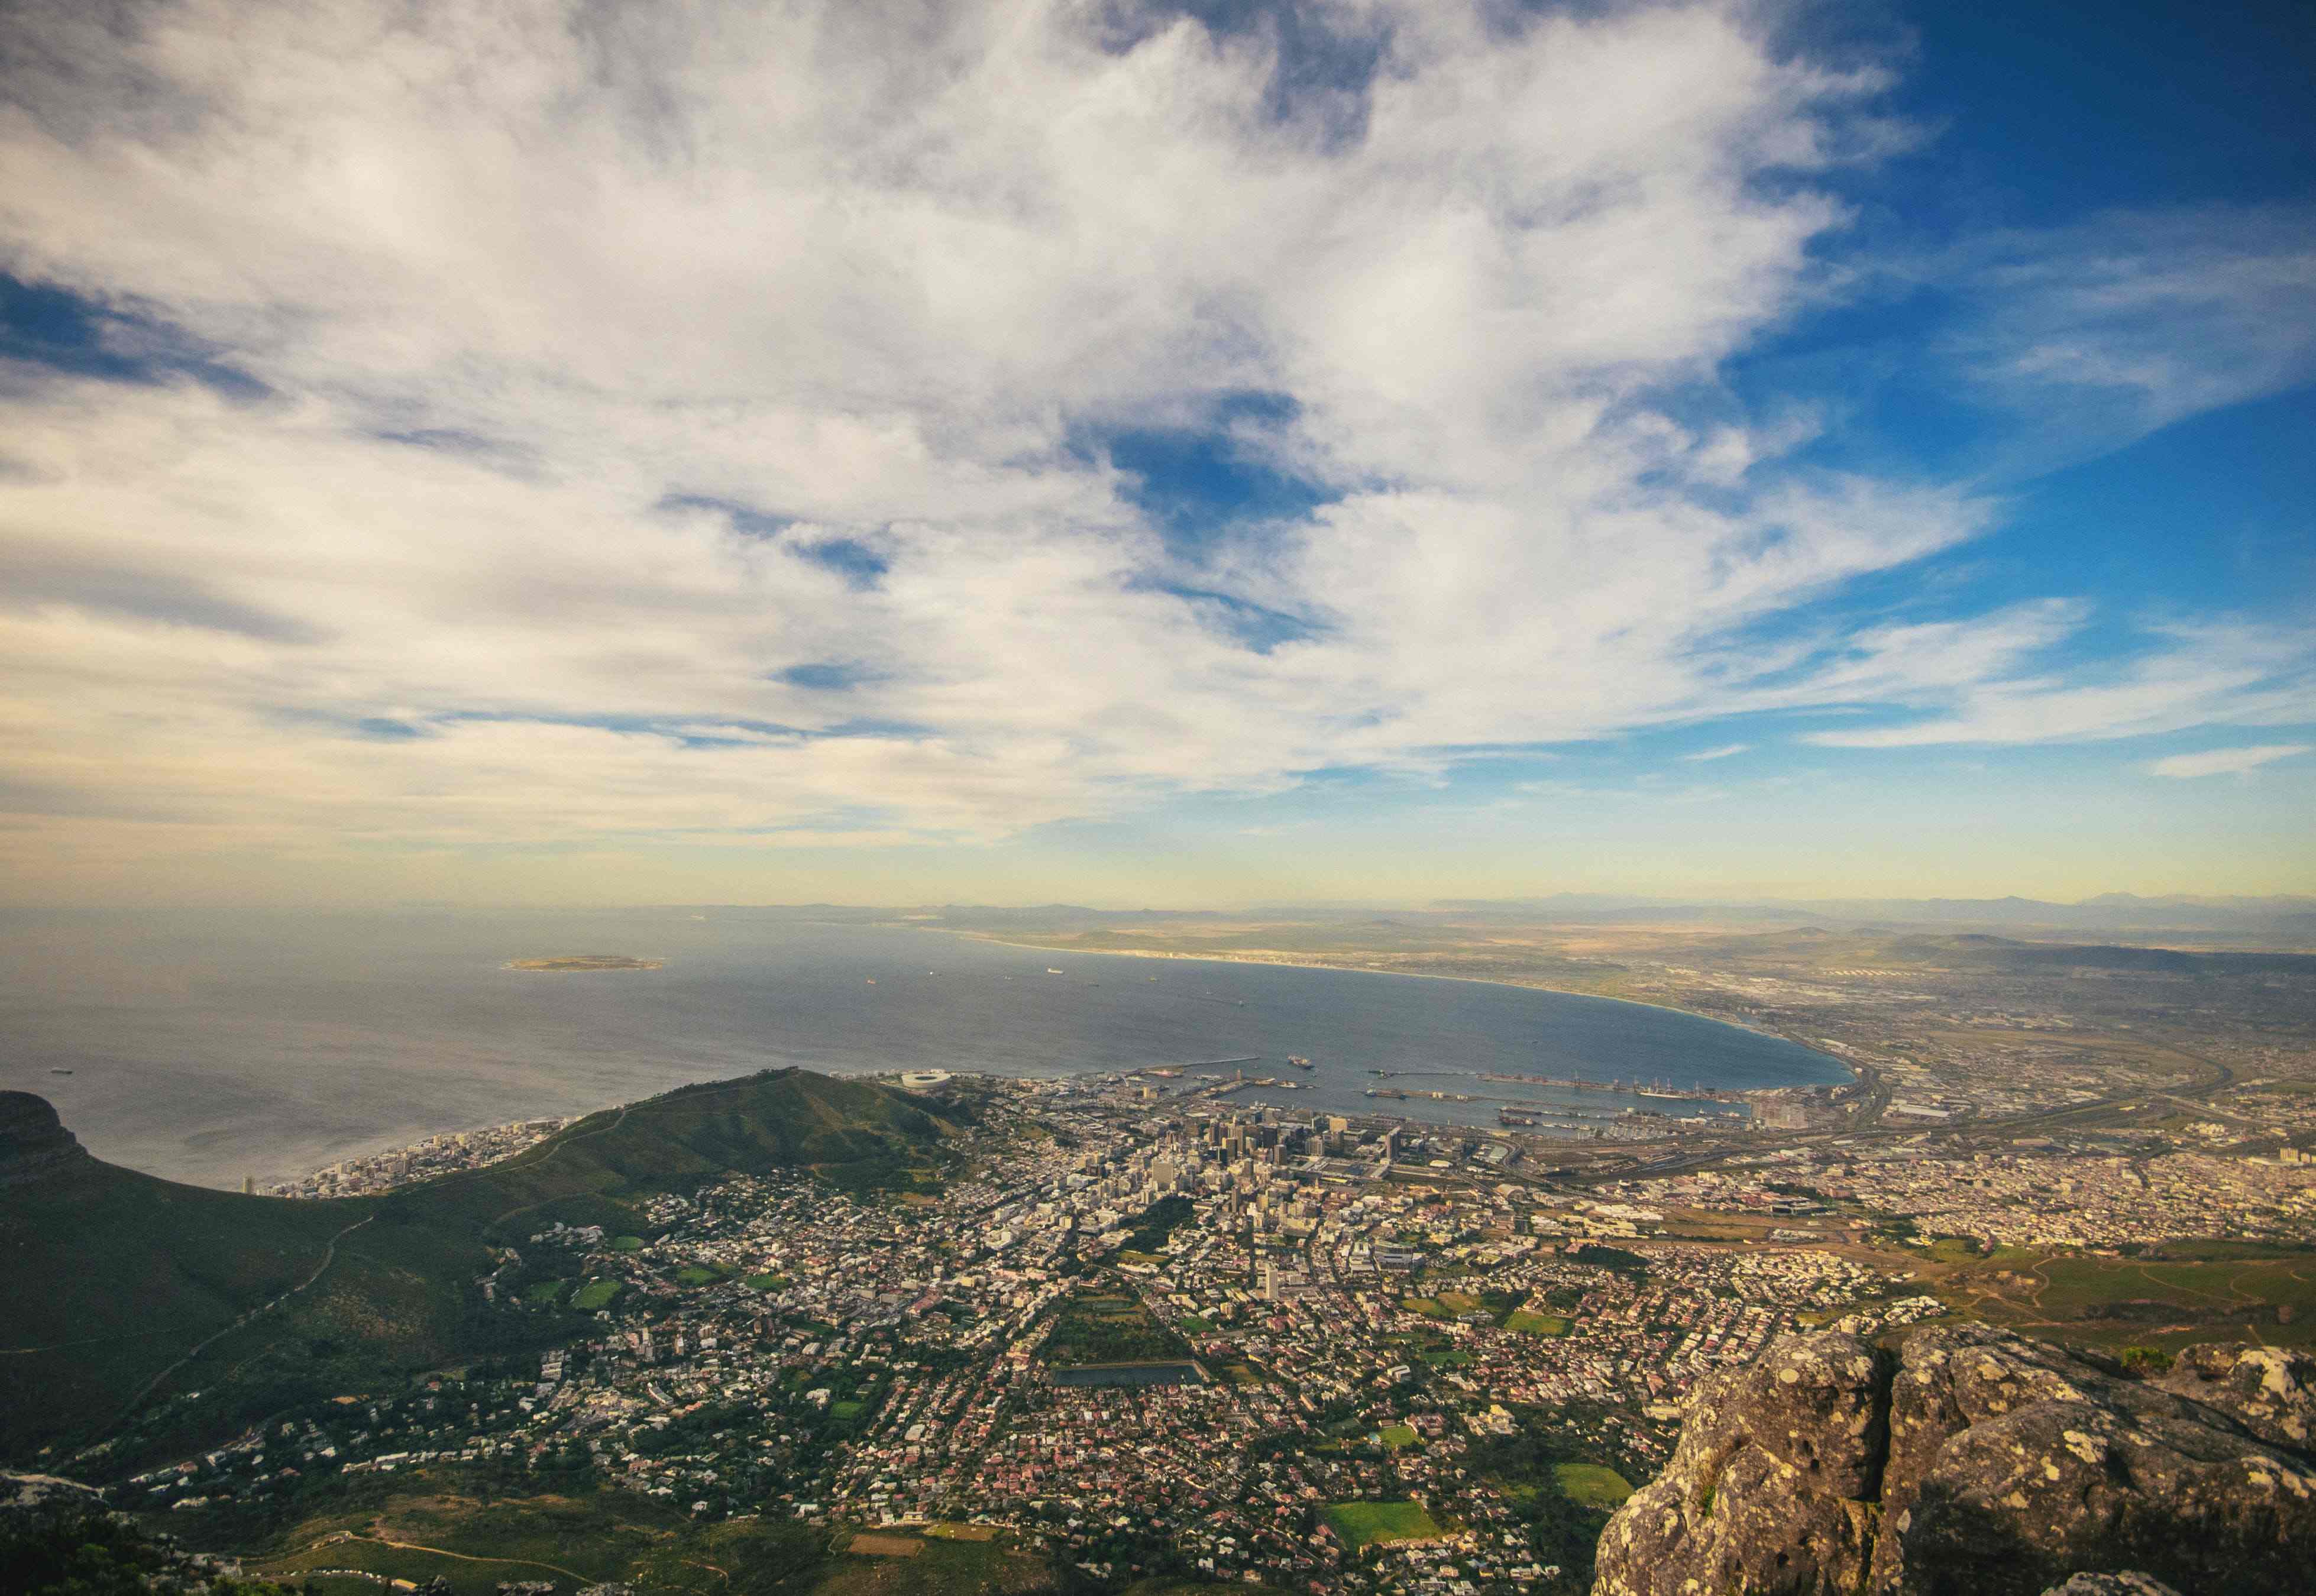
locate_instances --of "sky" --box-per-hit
[0,0,2311,909]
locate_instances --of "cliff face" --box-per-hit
[0,1092,90,1188]
[1591,1325,2315,1596]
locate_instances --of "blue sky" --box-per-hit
[0,0,2309,907]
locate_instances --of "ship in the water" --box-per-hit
[1288,1054,1313,1069]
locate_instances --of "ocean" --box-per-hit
[0,907,1851,1189]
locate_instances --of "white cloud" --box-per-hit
[1806,617,2314,748]
[1681,744,1750,762]
[1946,205,2316,467]
[0,0,2304,884]
[2147,744,2312,780]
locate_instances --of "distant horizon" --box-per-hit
[9,888,2314,919]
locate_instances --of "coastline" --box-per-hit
[25,918,1853,1190]
[936,927,1856,1082]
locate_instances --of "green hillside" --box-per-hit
[0,1070,959,1464]
[0,1157,377,1458]
[400,1067,959,1236]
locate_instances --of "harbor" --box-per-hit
[1480,1069,1742,1103]
[1112,1047,1769,1134]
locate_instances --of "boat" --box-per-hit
[49,1067,73,1076]
[1047,967,1065,974]
[1288,1055,1314,1070]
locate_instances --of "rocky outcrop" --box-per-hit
[2152,1340,2314,1451]
[0,1092,90,1187]
[1592,1325,2316,1596]
[0,1469,105,1514]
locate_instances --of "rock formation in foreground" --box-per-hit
[0,1092,91,1188]
[2150,1339,2315,1451]
[1590,1324,2315,1596]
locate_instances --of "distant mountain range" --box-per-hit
[1772,893,2316,934]
[370,896,2313,939]
[915,893,2316,939]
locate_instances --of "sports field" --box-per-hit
[569,1278,622,1310]
[1323,1500,1442,1548]
[1506,1310,1570,1336]
[1554,1463,1634,1509]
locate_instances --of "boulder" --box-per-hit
[1592,1325,2316,1596]
[1592,1333,1888,1596]
[2153,1341,2315,1451]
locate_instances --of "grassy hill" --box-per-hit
[400,1067,958,1238]
[0,1070,959,1464]
[0,1154,377,1460]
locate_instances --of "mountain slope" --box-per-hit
[0,1070,960,1463]
[0,1095,375,1460]
[403,1066,958,1236]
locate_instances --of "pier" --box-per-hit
[1479,1070,1736,1102]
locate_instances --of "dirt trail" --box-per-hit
[111,1213,376,1427]
[315,1529,594,1584]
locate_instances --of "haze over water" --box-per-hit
[0,908,1849,1189]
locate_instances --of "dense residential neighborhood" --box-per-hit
[94,1067,2314,1594]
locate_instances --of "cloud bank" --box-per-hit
[0,0,2307,878]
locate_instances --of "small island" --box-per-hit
[502,954,665,972]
